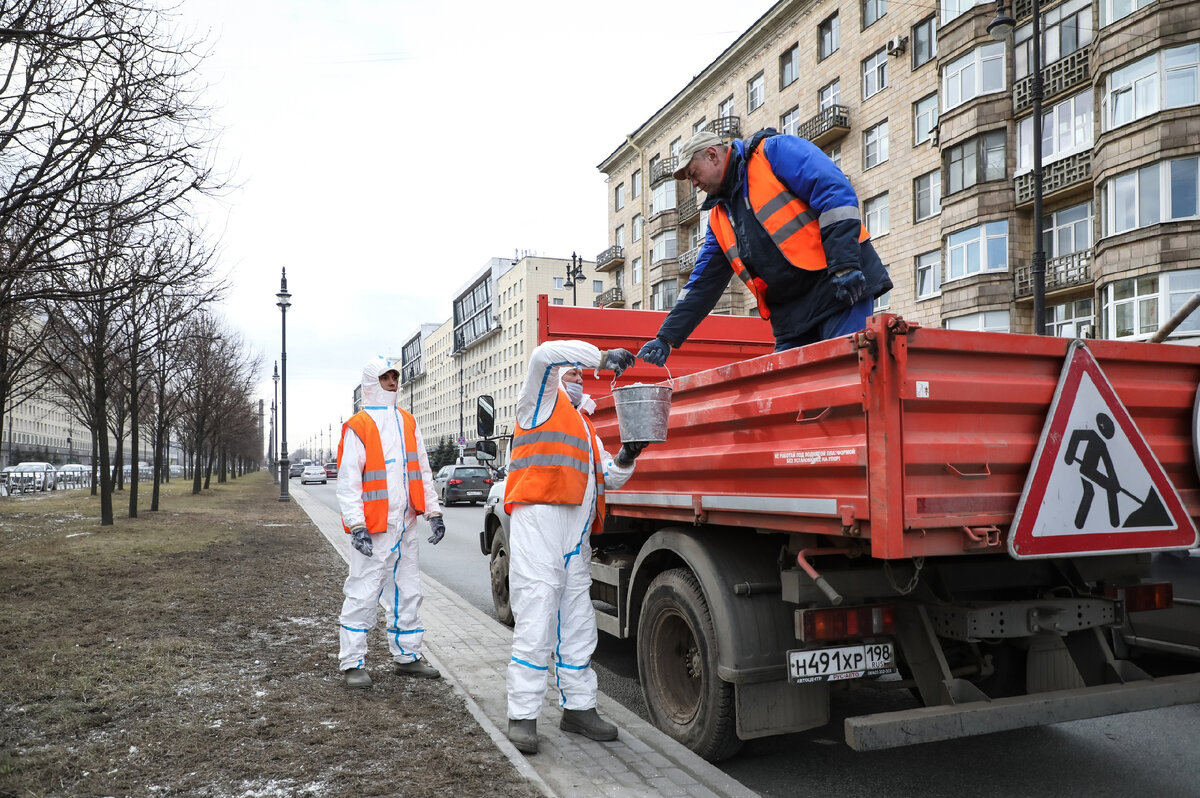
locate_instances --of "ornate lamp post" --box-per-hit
[989,0,1045,335]
[563,252,586,306]
[271,361,280,484]
[276,269,291,501]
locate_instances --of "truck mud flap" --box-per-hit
[844,672,1200,751]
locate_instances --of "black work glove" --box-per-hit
[427,515,446,545]
[350,526,373,557]
[637,338,670,367]
[615,442,648,468]
[830,267,866,304]
[599,348,636,377]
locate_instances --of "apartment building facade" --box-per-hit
[596,0,1199,342]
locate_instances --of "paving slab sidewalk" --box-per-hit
[290,489,759,798]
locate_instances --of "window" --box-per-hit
[1047,298,1094,337]
[781,106,800,136]
[946,310,1010,332]
[614,266,624,287]
[719,95,734,119]
[942,0,986,25]
[615,224,625,249]
[862,48,888,99]
[943,43,1006,111]
[745,74,766,115]
[632,257,642,284]
[593,280,603,293]
[826,145,843,170]
[631,170,642,199]
[651,180,676,215]
[819,13,839,60]
[553,277,564,290]
[780,45,799,87]
[819,80,841,111]
[632,301,642,310]
[1103,44,1200,131]
[1042,201,1093,257]
[693,118,707,135]
[915,251,941,298]
[946,220,1008,281]
[1102,157,1200,236]
[670,137,682,160]
[914,170,942,221]
[1103,269,1200,339]
[863,0,887,28]
[912,16,937,69]
[651,230,677,263]
[615,182,625,210]
[651,279,678,310]
[864,193,890,236]
[863,120,889,169]
[633,214,644,241]
[913,93,939,145]
[1016,0,1092,79]
[874,289,891,311]
[1101,0,1154,26]
[945,130,1006,193]
[552,297,564,305]
[1018,91,1093,172]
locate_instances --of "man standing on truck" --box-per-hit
[503,340,643,754]
[336,356,446,688]
[637,129,892,365]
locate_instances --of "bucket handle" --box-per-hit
[607,364,675,392]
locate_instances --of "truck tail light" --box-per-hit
[797,604,896,643]
[1104,581,1173,613]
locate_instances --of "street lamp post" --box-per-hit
[271,361,280,485]
[563,252,586,306]
[989,0,1046,335]
[276,269,292,501]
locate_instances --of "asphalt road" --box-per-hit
[298,480,1200,798]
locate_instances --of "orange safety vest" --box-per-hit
[710,144,870,320]
[504,388,606,535]
[337,408,426,534]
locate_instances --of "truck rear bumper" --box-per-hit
[844,672,1200,751]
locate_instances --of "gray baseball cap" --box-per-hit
[672,131,724,179]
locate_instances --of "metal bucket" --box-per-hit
[612,383,673,443]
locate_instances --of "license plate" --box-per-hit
[467,491,483,496]
[787,641,896,684]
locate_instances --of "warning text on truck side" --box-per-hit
[774,448,860,466]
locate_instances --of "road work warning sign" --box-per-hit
[1009,340,1197,559]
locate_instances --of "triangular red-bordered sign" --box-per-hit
[1009,340,1198,559]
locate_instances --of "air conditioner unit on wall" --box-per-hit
[886,35,908,56]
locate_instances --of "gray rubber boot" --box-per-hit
[393,657,441,679]
[559,707,617,741]
[342,668,372,689]
[507,718,538,754]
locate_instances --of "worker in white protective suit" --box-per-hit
[336,356,445,688]
[503,340,645,754]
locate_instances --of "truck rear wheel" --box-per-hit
[489,532,514,626]
[637,567,742,761]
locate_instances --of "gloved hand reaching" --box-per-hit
[637,338,670,367]
[350,526,373,557]
[830,267,866,305]
[427,514,446,545]
[599,348,636,377]
[615,441,649,467]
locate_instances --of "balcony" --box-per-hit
[595,287,625,308]
[650,157,678,187]
[1014,49,1090,112]
[678,246,698,276]
[1015,151,1091,206]
[797,104,850,148]
[648,208,677,236]
[706,116,741,139]
[677,190,700,224]
[1014,249,1093,297]
[595,244,624,273]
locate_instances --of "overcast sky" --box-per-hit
[180,0,775,456]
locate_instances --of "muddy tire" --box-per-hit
[489,531,514,626]
[637,567,742,761]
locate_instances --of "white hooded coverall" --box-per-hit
[337,356,441,672]
[507,340,635,720]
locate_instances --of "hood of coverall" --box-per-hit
[360,356,400,409]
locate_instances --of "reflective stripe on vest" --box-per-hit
[504,388,606,535]
[711,143,870,320]
[337,408,426,534]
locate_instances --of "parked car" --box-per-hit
[289,462,304,478]
[1,465,18,490]
[13,462,57,492]
[480,479,513,625]
[434,464,493,506]
[324,462,338,479]
[169,464,185,478]
[56,464,89,487]
[1114,549,1200,660]
[300,464,327,485]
